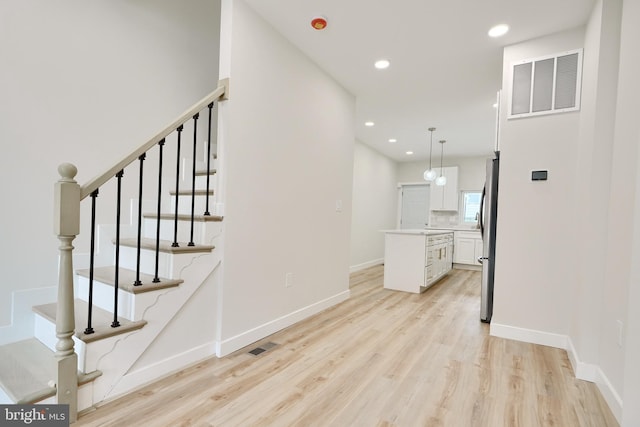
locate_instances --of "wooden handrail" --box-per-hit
[80,80,228,199]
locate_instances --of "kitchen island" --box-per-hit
[425,227,483,269]
[382,229,454,293]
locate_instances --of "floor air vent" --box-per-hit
[248,341,278,356]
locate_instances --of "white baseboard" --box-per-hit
[489,322,568,349]
[453,263,481,271]
[566,337,598,381]
[595,366,623,424]
[349,258,383,273]
[107,341,217,399]
[492,324,623,425]
[216,290,351,357]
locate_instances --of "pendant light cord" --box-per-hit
[428,127,435,170]
[439,140,445,175]
[429,133,433,169]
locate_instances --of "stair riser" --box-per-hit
[33,313,146,374]
[118,247,174,278]
[0,386,11,404]
[170,194,216,216]
[172,174,216,193]
[34,314,86,370]
[76,277,136,321]
[117,243,216,279]
[192,156,217,168]
[142,218,220,245]
[194,174,217,188]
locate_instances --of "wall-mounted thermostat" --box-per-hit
[531,170,548,181]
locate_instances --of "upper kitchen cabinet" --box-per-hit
[430,166,459,211]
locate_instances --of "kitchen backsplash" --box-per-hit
[430,211,459,227]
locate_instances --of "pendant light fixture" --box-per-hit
[435,140,447,186]
[423,127,437,181]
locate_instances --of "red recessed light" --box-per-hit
[311,16,328,30]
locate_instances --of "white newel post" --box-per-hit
[54,163,80,422]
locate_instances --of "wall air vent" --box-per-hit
[508,49,583,119]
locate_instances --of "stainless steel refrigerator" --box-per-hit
[478,152,499,323]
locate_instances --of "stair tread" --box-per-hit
[195,169,216,176]
[33,300,147,344]
[143,213,223,222]
[76,266,183,294]
[116,237,215,254]
[169,189,214,196]
[0,338,56,403]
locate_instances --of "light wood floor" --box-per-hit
[76,266,618,427]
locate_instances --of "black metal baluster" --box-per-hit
[112,170,123,328]
[84,189,99,335]
[134,153,146,286]
[204,102,213,216]
[172,125,183,247]
[189,113,199,246]
[153,139,165,283]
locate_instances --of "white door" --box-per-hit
[400,185,430,229]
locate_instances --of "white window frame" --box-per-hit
[460,190,482,225]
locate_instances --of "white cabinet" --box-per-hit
[453,230,482,266]
[430,166,459,211]
[454,238,476,264]
[426,233,453,287]
[383,231,453,293]
[475,239,484,262]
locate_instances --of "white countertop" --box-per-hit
[381,229,454,236]
[426,226,481,232]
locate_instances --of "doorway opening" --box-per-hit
[398,184,430,229]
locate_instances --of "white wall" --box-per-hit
[569,0,624,414]
[397,156,488,191]
[0,0,221,326]
[397,156,488,226]
[624,122,640,426]
[492,4,640,422]
[492,27,584,336]
[350,141,398,271]
[216,0,355,354]
[569,0,613,371]
[619,7,640,426]
[602,0,640,421]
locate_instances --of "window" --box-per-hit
[462,191,482,224]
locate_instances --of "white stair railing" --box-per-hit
[52,79,228,422]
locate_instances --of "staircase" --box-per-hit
[0,81,228,421]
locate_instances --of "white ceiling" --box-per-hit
[244,0,595,162]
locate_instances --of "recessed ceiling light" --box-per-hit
[365,121,375,127]
[374,59,390,69]
[488,24,509,38]
[406,151,414,155]
[492,103,499,108]
[388,138,397,143]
